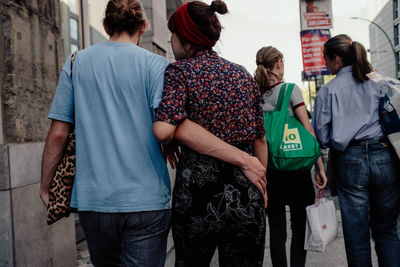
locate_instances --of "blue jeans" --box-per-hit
[336,142,400,267]
[79,209,171,267]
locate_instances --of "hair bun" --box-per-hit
[103,0,148,37]
[210,0,228,15]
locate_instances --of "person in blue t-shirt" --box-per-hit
[39,1,171,266]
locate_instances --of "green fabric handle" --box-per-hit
[275,83,287,111]
[276,83,295,146]
[275,83,295,111]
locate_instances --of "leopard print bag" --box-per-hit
[46,51,77,225]
[47,132,76,225]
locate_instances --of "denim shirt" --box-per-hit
[312,66,383,151]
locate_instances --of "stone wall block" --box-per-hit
[0,145,10,190]
[12,183,76,267]
[9,142,44,189]
[2,1,61,143]
[48,214,77,267]
[0,190,13,267]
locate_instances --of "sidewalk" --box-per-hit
[77,207,380,267]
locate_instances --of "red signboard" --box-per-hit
[300,29,330,75]
[300,0,333,31]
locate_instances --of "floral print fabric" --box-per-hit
[155,49,265,144]
[173,146,266,267]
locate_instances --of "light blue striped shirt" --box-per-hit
[312,66,383,151]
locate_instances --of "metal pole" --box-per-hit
[308,76,312,113]
[351,16,398,79]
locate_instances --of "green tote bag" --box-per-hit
[264,83,320,171]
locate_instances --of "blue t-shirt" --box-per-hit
[49,42,171,212]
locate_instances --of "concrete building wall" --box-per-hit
[0,1,76,266]
[370,1,396,78]
[1,1,61,143]
[87,0,108,45]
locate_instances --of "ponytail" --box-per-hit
[324,34,372,83]
[254,46,283,96]
[255,65,270,96]
[351,41,372,82]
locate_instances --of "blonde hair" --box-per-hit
[254,46,283,95]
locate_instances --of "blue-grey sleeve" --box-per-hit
[149,55,169,120]
[48,55,74,123]
[312,88,331,148]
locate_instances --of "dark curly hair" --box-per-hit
[103,0,148,37]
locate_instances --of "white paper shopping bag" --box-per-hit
[304,190,338,252]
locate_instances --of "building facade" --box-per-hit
[369,0,399,79]
[0,1,76,266]
[60,0,189,62]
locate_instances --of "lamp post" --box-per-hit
[351,16,398,79]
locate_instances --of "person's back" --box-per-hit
[153,1,269,266]
[313,66,382,151]
[254,46,326,267]
[313,34,400,267]
[64,42,170,211]
[40,1,171,266]
[160,50,263,144]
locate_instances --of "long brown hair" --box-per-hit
[323,34,372,82]
[254,46,283,96]
[167,0,228,58]
[103,0,148,37]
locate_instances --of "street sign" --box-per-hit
[299,0,333,31]
[300,29,331,79]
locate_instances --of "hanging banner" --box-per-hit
[300,29,331,79]
[299,0,333,31]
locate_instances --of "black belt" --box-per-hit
[348,137,388,146]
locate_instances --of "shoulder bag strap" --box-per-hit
[275,83,287,111]
[274,83,295,148]
[280,83,295,111]
[275,83,295,111]
[70,51,78,79]
[69,51,78,130]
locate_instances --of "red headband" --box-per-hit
[174,3,216,48]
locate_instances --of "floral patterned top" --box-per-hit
[155,50,266,145]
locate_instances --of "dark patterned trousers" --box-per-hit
[172,145,266,267]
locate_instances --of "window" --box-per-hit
[70,44,79,53]
[397,51,400,79]
[69,15,80,53]
[395,25,399,46]
[60,0,81,59]
[394,0,399,20]
[69,18,79,40]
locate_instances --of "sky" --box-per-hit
[203,0,390,87]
